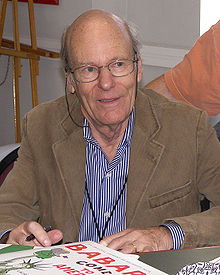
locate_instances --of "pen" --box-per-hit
[26,225,52,241]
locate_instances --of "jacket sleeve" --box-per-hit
[0,114,40,232]
[164,111,220,248]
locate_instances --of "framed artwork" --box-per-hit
[17,0,59,5]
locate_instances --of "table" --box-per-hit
[139,246,220,275]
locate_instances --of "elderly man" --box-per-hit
[0,9,220,254]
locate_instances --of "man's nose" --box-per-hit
[97,67,115,91]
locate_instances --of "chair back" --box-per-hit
[0,144,20,187]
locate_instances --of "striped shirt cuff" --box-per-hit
[161,221,185,249]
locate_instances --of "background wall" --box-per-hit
[0,0,200,145]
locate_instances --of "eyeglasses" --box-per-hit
[71,58,138,83]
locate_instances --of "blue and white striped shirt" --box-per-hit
[78,108,184,249]
[78,109,134,242]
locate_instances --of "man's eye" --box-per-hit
[84,66,95,73]
[114,61,124,67]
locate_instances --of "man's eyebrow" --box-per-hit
[74,56,132,68]
[72,62,95,70]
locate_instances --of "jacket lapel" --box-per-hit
[126,91,165,226]
[52,95,86,231]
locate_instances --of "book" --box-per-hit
[0,241,168,274]
[177,256,220,275]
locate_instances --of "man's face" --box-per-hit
[68,19,142,129]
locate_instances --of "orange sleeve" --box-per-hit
[164,21,220,117]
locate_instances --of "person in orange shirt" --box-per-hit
[145,21,220,118]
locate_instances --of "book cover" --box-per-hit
[0,241,168,274]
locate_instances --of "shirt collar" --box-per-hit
[83,107,135,148]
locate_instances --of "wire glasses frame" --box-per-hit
[71,54,138,83]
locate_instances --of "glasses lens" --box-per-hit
[73,59,136,83]
[74,65,98,82]
[109,60,135,77]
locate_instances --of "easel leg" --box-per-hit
[28,0,39,76]
[0,0,8,45]
[29,59,38,107]
[12,0,21,76]
[13,56,21,143]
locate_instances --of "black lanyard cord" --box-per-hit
[85,176,128,241]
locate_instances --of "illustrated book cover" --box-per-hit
[0,241,168,274]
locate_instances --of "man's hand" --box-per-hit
[7,221,63,246]
[100,227,173,254]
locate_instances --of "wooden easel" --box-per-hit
[0,0,59,142]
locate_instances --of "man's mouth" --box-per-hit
[99,97,119,103]
[100,99,114,102]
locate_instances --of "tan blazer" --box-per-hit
[1,89,220,248]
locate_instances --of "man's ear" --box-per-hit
[66,73,76,94]
[137,56,143,83]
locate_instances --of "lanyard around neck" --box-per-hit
[85,176,128,241]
